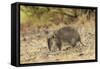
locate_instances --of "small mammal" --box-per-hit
[47,27,85,51]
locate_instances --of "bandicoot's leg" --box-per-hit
[56,38,62,51]
[47,38,52,51]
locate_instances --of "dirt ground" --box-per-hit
[20,15,96,64]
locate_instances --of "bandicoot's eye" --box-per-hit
[52,35,55,38]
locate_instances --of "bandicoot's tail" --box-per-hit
[80,41,86,47]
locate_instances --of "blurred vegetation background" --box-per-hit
[20,5,95,33]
